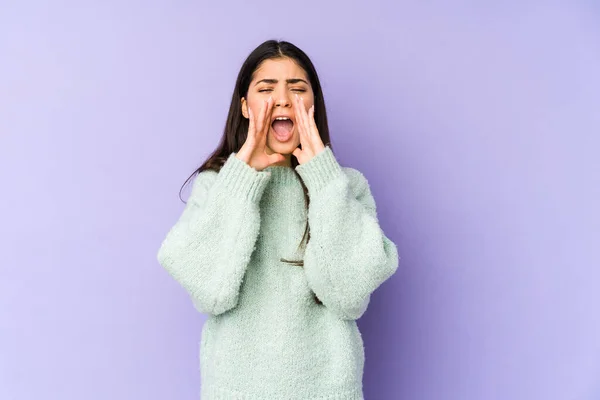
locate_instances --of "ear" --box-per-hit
[240,97,249,119]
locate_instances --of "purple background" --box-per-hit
[2,1,599,399]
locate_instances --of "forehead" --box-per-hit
[252,58,308,81]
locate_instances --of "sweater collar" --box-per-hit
[264,165,300,186]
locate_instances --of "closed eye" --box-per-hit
[258,88,307,93]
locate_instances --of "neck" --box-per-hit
[270,154,292,168]
[265,146,293,167]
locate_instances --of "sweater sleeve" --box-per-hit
[295,146,400,320]
[156,152,271,316]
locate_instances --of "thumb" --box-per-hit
[292,147,301,159]
[269,153,286,164]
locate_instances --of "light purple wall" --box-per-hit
[1,1,599,399]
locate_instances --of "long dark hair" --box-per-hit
[178,40,334,303]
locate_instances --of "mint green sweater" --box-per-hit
[157,146,399,399]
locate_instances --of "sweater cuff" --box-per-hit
[295,146,344,194]
[217,152,271,203]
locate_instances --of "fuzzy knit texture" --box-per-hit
[157,145,400,400]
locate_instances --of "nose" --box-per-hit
[274,88,292,108]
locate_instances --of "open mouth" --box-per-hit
[271,116,294,141]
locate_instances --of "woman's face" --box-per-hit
[241,57,315,162]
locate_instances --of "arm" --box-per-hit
[295,146,400,320]
[156,152,271,316]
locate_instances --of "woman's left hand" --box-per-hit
[292,93,326,165]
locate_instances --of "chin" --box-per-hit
[267,135,299,155]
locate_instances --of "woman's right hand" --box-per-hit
[235,96,286,171]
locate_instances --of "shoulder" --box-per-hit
[341,166,363,181]
[341,166,370,195]
[193,169,218,189]
[188,169,219,202]
[341,166,377,213]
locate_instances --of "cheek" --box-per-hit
[248,100,262,117]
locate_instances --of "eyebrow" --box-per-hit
[254,78,309,86]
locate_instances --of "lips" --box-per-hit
[271,115,295,126]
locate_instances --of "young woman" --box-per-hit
[157,39,399,400]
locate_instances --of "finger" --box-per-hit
[247,106,256,138]
[268,152,285,164]
[251,100,266,139]
[301,97,313,143]
[293,94,308,137]
[300,96,309,129]
[263,96,275,135]
[256,98,268,135]
[293,96,307,150]
[258,97,273,141]
[292,94,303,138]
[308,104,318,135]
